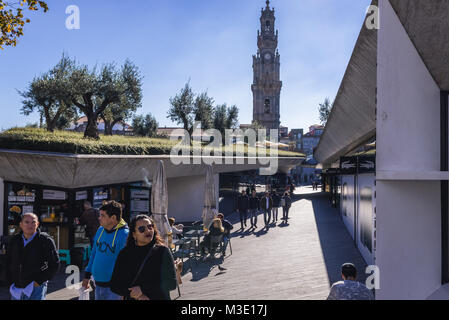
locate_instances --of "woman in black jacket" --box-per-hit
[110,215,177,300]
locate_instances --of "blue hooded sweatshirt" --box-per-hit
[85,219,129,285]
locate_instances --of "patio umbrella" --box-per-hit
[202,165,218,229]
[151,160,170,246]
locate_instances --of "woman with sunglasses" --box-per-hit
[110,215,177,300]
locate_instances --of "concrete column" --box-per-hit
[167,175,206,223]
[215,174,219,213]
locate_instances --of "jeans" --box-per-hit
[283,207,290,220]
[263,209,272,226]
[249,209,258,227]
[11,282,48,300]
[273,207,279,221]
[239,210,248,228]
[95,285,121,300]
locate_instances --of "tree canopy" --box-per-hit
[318,97,333,125]
[20,54,143,139]
[167,82,239,140]
[19,54,77,132]
[67,57,143,139]
[132,113,158,138]
[0,0,48,49]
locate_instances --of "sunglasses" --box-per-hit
[137,224,154,233]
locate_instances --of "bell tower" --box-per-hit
[251,0,282,136]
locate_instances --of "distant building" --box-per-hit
[301,125,324,155]
[289,128,304,152]
[279,126,288,138]
[252,0,282,136]
[68,116,133,135]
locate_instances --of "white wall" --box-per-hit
[0,178,3,237]
[376,181,441,299]
[167,174,219,223]
[377,0,441,172]
[376,0,442,299]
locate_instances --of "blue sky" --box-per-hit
[0,0,371,132]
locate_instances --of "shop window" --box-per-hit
[342,183,348,216]
[360,187,373,253]
[6,183,37,235]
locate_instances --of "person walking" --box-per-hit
[110,215,177,300]
[281,192,292,221]
[260,191,273,229]
[327,263,374,300]
[6,213,60,300]
[78,201,100,248]
[248,189,260,229]
[236,190,249,230]
[81,201,129,300]
[271,190,281,223]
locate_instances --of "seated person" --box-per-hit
[217,213,233,256]
[168,218,184,239]
[199,218,225,255]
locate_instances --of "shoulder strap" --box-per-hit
[131,245,156,286]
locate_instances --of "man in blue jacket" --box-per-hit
[81,201,129,300]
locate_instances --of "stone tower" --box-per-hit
[251,0,282,136]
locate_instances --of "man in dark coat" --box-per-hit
[236,190,249,229]
[260,192,273,229]
[248,189,260,229]
[271,191,281,222]
[79,201,100,247]
[6,213,60,300]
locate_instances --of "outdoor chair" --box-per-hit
[223,236,232,256]
[172,239,195,272]
[207,234,224,258]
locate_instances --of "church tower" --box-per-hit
[251,0,282,136]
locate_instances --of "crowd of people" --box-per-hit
[2,184,374,300]
[236,188,292,231]
[4,201,180,300]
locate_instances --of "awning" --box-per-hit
[0,149,305,188]
[315,0,449,166]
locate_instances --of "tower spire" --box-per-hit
[266,0,270,9]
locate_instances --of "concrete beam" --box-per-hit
[389,0,449,91]
[0,149,304,189]
[314,0,377,165]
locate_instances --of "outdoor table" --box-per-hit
[172,238,187,251]
[185,230,206,254]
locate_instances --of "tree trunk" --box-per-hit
[104,121,112,136]
[44,114,54,132]
[84,113,100,139]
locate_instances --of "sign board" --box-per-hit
[131,189,150,199]
[358,156,376,173]
[76,191,88,201]
[43,190,67,200]
[340,157,357,174]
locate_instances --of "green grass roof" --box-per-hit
[0,127,305,158]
